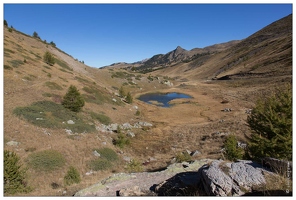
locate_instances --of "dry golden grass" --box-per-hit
[3,26,292,196]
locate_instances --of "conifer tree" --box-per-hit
[43,51,55,66]
[119,86,126,98]
[247,84,292,160]
[4,150,31,195]
[126,92,133,104]
[62,85,85,112]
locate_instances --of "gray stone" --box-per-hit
[6,141,19,146]
[121,123,133,130]
[118,186,146,196]
[190,150,201,157]
[93,150,101,157]
[67,120,75,124]
[201,160,266,196]
[127,131,135,138]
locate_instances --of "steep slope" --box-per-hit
[129,14,291,82]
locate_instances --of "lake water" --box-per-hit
[138,92,193,108]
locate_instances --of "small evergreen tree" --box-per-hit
[247,84,292,160]
[50,41,56,47]
[33,31,40,39]
[64,166,81,186]
[43,51,55,66]
[223,135,244,161]
[4,150,31,195]
[119,86,126,98]
[4,19,8,27]
[126,92,133,104]
[62,85,85,112]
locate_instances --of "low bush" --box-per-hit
[13,100,96,133]
[96,148,118,162]
[64,166,81,186]
[175,151,192,163]
[90,112,112,125]
[113,133,130,149]
[88,159,112,171]
[126,159,143,173]
[8,59,24,68]
[45,81,63,90]
[26,150,65,172]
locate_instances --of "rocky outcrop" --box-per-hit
[201,160,266,196]
[75,159,276,197]
[74,159,210,196]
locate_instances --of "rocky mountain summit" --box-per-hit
[75,159,286,196]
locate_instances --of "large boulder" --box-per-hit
[201,160,266,196]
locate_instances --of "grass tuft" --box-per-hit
[26,150,65,172]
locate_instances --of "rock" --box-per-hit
[201,160,266,196]
[6,141,19,146]
[67,120,75,124]
[133,105,138,110]
[135,121,152,127]
[127,131,135,138]
[118,186,147,196]
[190,150,201,157]
[222,108,232,112]
[75,159,273,197]
[65,129,73,135]
[108,123,118,132]
[121,123,133,130]
[112,98,117,102]
[93,150,101,157]
[123,156,131,162]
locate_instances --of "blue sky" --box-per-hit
[3,3,292,68]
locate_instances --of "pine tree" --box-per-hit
[4,150,31,195]
[43,51,55,66]
[126,92,133,104]
[119,86,126,98]
[223,135,244,161]
[62,85,85,112]
[4,19,8,27]
[247,84,292,160]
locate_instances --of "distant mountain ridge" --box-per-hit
[110,14,292,80]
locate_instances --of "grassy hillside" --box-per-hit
[3,14,292,196]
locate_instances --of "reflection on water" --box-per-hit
[138,92,192,107]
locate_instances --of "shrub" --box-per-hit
[223,135,244,161]
[4,150,32,195]
[126,159,142,173]
[88,159,112,171]
[43,51,55,66]
[135,110,141,116]
[175,151,192,163]
[62,85,85,112]
[113,133,130,149]
[45,81,63,90]
[13,100,95,133]
[90,112,112,125]
[64,166,81,186]
[26,150,65,172]
[96,148,118,162]
[247,84,292,160]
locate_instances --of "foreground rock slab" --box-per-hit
[74,159,211,196]
[75,159,275,196]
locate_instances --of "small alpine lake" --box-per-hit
[137,92,193,108]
